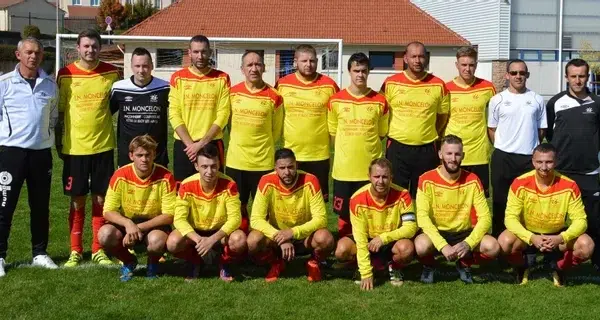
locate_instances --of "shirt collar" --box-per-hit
[11,63,49,83]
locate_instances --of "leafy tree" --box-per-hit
[22,25,41,39]
[97,0,126,30]
[123,0,158,29]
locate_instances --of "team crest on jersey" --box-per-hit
[472,94,479,100]
[435,191,443,197]
[125,96,133,102]
[285,92,297,97]
[209,82,216,88]
[367,106,374,112]
[452,98,459,103]
[424,89,431,95]
[583,107,595,115]
[398,89,406,94]
[184,84,192,90]
[342,107,350,113]
[150,94,158,103]
[261,100,269,106]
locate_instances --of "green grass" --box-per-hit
[2,139,600,320]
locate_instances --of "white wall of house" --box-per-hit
[58,0,172,17]
[7,0,65,34]
[0,10,8,31]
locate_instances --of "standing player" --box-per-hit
[0,37,59,276]
[415,135,499,284]
[169,35,230,183]
[248,148,334,282]
[336,158,417,290]
[167,144,246,282]
[275,45,339,201]
[56,29,119,267]
[98,135,176,281]
[445,47,496,197]
[488,59,547,237]
[498,143,594,287]
[110,47,170,167]
[381,41,450,198]
[546,58,600,268]
[226,51,283,232]
[329,53,389,254]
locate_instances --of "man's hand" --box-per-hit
[195,236,218,257]
[280,242,295,261]
[530,234,546,252]
[184,140,208,161]
[360,277,374,291]
[368,237,384,253]
[453,241,471,259]
[123,221,143,247]
[273,229,294,246]
[541,235,563,251]
[441,245,457,261]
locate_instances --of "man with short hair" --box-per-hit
[329,53,389,252]
[169,35,231,182]
[381,41,450,198]
[415,135,499,284]
[167,144,246,282]
[0,37,59,276]
[498,143,594,287]
[445,46,496,197]
[226,51,283,232]
[98,135,176,281]
[56,29,120,267]
[488,59,547,237]
[276,45,339,201]
[336,158,417,290]
[110,47,170,167]
[546,58,600,268]
[248,148,334,282]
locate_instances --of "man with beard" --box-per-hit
[56,29,120,267]
[546,58,600,269]
[380,41,450,198]
[275,45,339,202]
[336,158,417,290]
[226,51,283,233]
[488,59,547,237]
[415,135,499,284]
[169,35,231,183]
[498,143,594,287]
[248,148,334,282]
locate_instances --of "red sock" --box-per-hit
[112,245,136,265]
[418,254,435,267]
[240,207,249,234]
[390,260,403,270]
[91,202,105,253]
[69,206,85,254]
[312,249,328,262]
[472,252,493,265]
[460,256,475,267]
[557,250,585,270]
[253,249,276,265]
[507,252,525,266]
[220,245,244,265]
[174,246,202,264]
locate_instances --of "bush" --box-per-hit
[22,25,41,39]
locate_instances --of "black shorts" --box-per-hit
[62,150,115,197]
[333,179,368,237]
[297,159,330,202]
[194,229,227,251]
[347,235,395,261]
[462,164,490,198]
[173,139,225,182]
[109,218,171,252]
[385,138,439,198]
[439,229,472,247]
[225,167,271,204]
[118,144,168,168]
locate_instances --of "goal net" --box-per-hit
[55,34,343,86]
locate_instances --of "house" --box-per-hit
[120,0,469,88]
[0,0,65,34]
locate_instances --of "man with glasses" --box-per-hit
[487,59,547,237]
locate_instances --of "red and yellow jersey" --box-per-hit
[505,170,587,244]
[380,71,449,145]
[168,67,231,141]
[350,183,417,280]
[57,61,119,155]
[226,82,283,171]
[276,72,339,161]
[328,89,389,181]
[103,164,176,220]
[250,170,327,240]
[416,168,491,251]
[445,78,496,165]
[174,173,241,236]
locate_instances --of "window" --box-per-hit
[154,0,161,9]
[156,49,185,68]
[522,50,540,61]
[71,0,80,5]
[541,50,557,61]
[321,50,338,70]
[277,50,295,79]
[90,0,99,6]
[369,51,395,70]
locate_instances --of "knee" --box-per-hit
[575,234,595,259]
[246,231,265,254]
[480,236,501,258]
[166,232,185,253]
[334,239,355,261]
[146,232,167,254]
[98,225,119,248]
[313,229,335,251]
[497,231,517,254]
[228,230,248,253]
[394,239,415,256]
[414,234,434,256]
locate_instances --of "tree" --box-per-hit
[123,0,158,29]
[579,40,600,74]
[97,0,126,31]
[22,25,41,39]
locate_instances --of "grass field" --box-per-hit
[3,145,600,320]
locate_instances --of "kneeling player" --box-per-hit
[415,135,499,284]
[498,143,594,287]
[248,148,335,282]
[336,158,417,290]
[166,144,247,282]
[99,135,176,281]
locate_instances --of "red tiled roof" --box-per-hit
[67,5,99,18]
[124,0,468,46]
[0,0,24,9]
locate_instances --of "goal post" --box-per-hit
[55,34,344,85]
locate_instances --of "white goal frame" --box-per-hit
[55,34,344,84]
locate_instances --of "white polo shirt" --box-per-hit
[487,89,547,155]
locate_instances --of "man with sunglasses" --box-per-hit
[487,59,547,237]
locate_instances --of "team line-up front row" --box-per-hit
[0,29,598,289]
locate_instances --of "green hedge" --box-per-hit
[0,44,56,62]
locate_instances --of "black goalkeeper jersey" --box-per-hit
[110,76,170,167]
[546,90,600,174]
